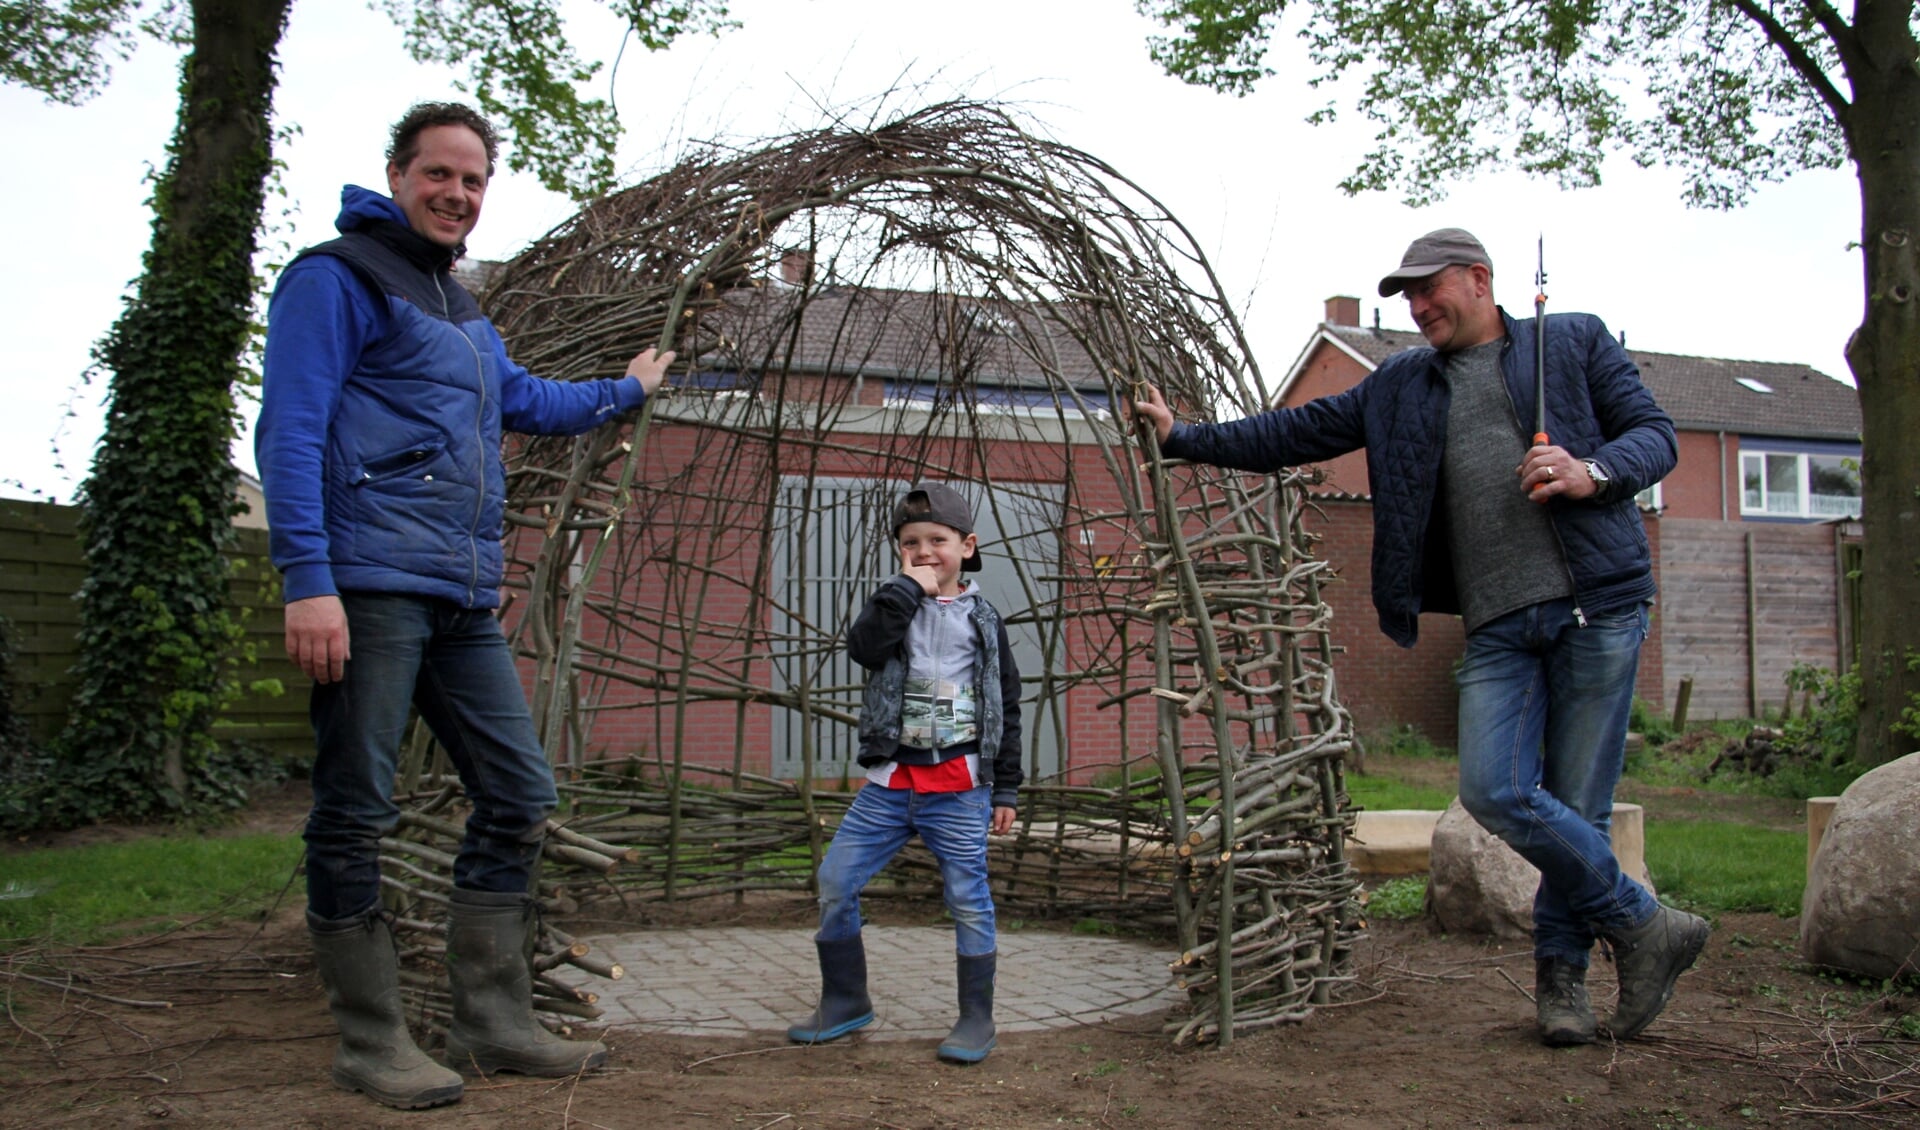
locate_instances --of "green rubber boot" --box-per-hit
[443,889,608,1076]
[309,910,464,1110]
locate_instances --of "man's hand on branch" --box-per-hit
[1126,383,1175,445]
[626,347,677,397]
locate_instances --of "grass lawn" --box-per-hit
[1353,747,1811,918]
[1645,818,1806,916]
[0,833,303,950]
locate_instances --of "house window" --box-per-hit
[1740,450,1861,519]
[1633,482,1663,511]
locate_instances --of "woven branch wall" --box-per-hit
[387,101,1363,1046]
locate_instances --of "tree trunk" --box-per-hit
[1845,7,1920,766]
[56,0,293,818]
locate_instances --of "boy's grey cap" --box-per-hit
[892,482,980,571]
[1377,228,1493,296]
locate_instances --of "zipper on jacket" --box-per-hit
[436,272,489,608]
[1494,334,1592,626]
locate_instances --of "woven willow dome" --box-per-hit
[389,101,1364,1046]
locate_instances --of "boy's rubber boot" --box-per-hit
[787,936,876,1043]
[1601,904,1711,1040]
[937,951,997,1063]
[308,909,464,1110]
[443,889,608,1076]
[1535,956,1597,1046]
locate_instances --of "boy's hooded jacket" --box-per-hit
[849,575,1024,809]
[257,186,646,609]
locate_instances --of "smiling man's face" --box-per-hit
[387,124,489,250]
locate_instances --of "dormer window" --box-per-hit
[1735,377,1774,394]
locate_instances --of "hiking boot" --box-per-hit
[1535,956,1596,1046]
[444,889,608,1077]
[1601,905,1710,1040]
[787,935,876,1044]
[309,909,464,1110]
[937,951,997,1064]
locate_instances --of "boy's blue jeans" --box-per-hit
[815,783,997,956]
[303,592,557,921]
[1455,598,1660,967]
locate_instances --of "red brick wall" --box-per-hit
[1299,498,1462,748]
[1279,339,1371,496]
[1661,430,1732,520]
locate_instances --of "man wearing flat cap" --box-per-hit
[1130,228,1706,1047]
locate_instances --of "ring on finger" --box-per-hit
[1546,466,1557,479]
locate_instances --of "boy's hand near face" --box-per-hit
[899,546,941,595]
[990,806,1015,835]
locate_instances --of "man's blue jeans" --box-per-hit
[1455,598,1659,967]
[815,784,997,957]
[303,592,557,920]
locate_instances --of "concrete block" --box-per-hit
[1806,796,1840,881]
[1346,809,1443,876]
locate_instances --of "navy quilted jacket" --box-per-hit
[1163,309,1676,647]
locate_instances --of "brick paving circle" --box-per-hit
[558,926,1180,1040]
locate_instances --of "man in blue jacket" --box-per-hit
[1129,228,1708,1047]
[257,102,674,1109]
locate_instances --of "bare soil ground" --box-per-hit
[3,780,1914,1129]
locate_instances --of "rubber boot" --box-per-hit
[1535,956,1597,1046]
[443,889,608,1076]
[787,936,875,1043]
[309,909,464,1110]
[937,951,997,1064]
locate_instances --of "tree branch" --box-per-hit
[1726,0,1852,133]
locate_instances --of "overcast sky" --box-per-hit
[1,0,1861,502]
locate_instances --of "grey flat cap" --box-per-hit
[1378,228,1493,297]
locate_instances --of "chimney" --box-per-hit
[1325,295,1360,327]
[780,249,814,287]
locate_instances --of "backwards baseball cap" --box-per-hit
[1377,228,1493,297]
[891,482,981,572]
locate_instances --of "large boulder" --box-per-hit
[1800,752,1920,980]
[1427,798,1654,939]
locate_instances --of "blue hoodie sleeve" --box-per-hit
[257,256,379,602]
[490,325,647,436]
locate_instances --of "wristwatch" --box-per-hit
[1584,460,1611,498]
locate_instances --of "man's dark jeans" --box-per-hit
[303,592,555,920]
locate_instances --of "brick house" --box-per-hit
[1272,296,1864,738]
[492,267,1180,787]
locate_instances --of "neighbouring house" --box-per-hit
[234,469,268,529]
[1273,296,1865,740]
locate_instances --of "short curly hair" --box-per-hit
[387,102,499,178]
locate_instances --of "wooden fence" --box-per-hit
[1657,517,1861,723]
[0,499,312,759]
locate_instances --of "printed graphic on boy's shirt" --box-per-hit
[901,677,978,748]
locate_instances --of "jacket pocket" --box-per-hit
[350,439,448,486]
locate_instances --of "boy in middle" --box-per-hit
[787,482,1023,1064]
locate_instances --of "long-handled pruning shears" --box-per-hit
[1533,235,1549,447]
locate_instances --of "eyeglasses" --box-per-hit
[1402,266,1462,302]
